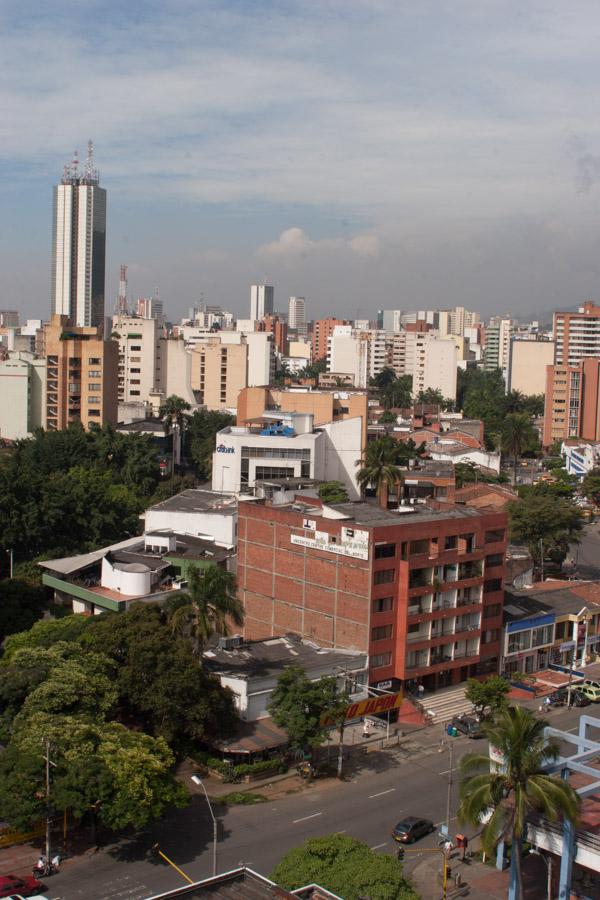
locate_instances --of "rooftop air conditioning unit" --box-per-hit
[218,635,244,651]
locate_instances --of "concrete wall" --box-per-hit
[508,339,555,396]
[144,507,237,547]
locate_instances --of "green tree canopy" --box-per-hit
[270,833,418,900]
[186,409,235,481]
[268,665,347,754]
[0,578,48,644]
[581,468,600,505]
[167,564,244,657]
[465,676,510,719]
[500,413,539,482]
[508,492,584,567]
[459,707,580,899]
[317,481,350,504]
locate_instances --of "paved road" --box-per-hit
[571,523,600,581]
[42,704,588,900]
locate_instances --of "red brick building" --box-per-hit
[237,498,508,690]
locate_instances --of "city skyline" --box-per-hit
[4,2,600,322]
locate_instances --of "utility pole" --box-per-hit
[540,538,544,583]
[42,738,56,861]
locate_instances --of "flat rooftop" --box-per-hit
[325,499,486,528]
[506,581,600,617]
[147,489,237,515]
[204,633,366,680]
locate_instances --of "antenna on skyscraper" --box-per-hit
[71,150,79,180]
[84,139,99,184]
[116,264,129,315]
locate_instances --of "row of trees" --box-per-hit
[0,599,239,836]
[456,367,544,449]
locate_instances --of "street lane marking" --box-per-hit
[336,829,348,834]
[369,788,396,798]
[293,812,322,823]
[371,842,388,850]
[439,769,452,775]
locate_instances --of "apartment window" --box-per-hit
[482,629,500,644]
[374,543,396,559]
[88,397,100,404]
[507,630,531,654]
[131,368,141,373]
[254,465,295,480]
[130,390,141,396]
[444,535,457,551]
[483,604,501,619]
[130,345,142,351]
[89,357,101,365]
[130,379,141,385]
[373,596,393,613]
[372,624,392,641]
[532,624,553,647]
[554,621,568,641]
[88,383,101,391]
[130,356,141,362]
[485,529,505,543]
[88,369,101,377]
[88,410,101,417]
[371,652,392,668]
[485,554,503,568]
[483,578,502,594]
[374,569,395,585]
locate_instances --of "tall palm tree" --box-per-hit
[500,412,537,485]
[458,706,580,900]
[159,395,191,474]
[356,436,404,509]
[169,564,244,657]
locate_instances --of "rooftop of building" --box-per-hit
[203,633,366,681]
[455,482,517,508]
[39,530,233,578]
[116,418,168,435]
[505,580,600,619]
[147,489,238,516]
[315,499,488,528]
[146,866,338,899]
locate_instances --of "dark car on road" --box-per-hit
[392,816,435,843]
[547,687,591,708]
[0,875,45,898]
[451,714,485,738]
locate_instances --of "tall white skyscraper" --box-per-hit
[288,296,307,334]
[51,142,106,328]
[250,284,274,321]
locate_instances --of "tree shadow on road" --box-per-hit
[106,795,231,869]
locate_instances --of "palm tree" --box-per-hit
[501,412,537,485]
[458,706,580,900]
[159,395,191,474]
[169,564,244,657]
[356,436,404,509]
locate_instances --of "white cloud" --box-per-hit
[257,228,381,260]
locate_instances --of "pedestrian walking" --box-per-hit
[362,718,371,738]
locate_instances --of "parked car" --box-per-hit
[6,895,49,900]
[547,688,590,708]
[573,683,600,703]
[0,876,45,899]
[450,714,485,738]
[392,816,435,843]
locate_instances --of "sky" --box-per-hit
[3,0,600,324]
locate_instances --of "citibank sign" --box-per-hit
[216,444,235,454]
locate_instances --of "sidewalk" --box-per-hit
[409,845,549,899]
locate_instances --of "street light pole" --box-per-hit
[191,775,217,877]
[445,740,454,838]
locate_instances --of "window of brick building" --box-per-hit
[371,652,392,668]
[373,596,393,613]
[375,543,396,559]
[372,624,392,641]
[374,569,395,585]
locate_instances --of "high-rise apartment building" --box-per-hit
[507,338,555,396]
[112,314,162,406]
[250,284,274,321]
[44,314,118,430]
[554,302,600,366]
[288,296,307,335]
[136,295,165,325]
[190,340,248,409]
[312,317,349,361]
[439,306,480,338]
[484,318,513,382]
[51,143,106,329]
[542,358,600,447]
[0,352,47,440]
